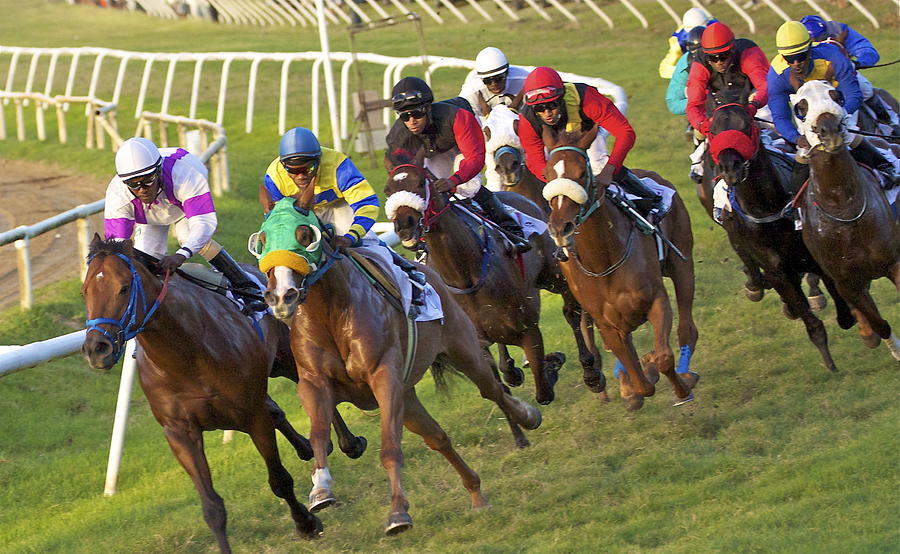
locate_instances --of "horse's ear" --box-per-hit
[476,91,490,118]
[259,231,266,248]
[121,239,135,257]
[412,146,426,167]
[483,125,491,142]
[510,90,524,111]
[577,125,599,151]
[541,124,557,149]
[513,117,519,135]
[90,233,103,250]
[384,152,398,172]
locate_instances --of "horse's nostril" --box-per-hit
[563,222,575,237]
[284,288,299,305]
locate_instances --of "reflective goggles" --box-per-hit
[783,51,810,64]
[707,51,732,63]
[398,108,428,122]
[124,171,158,191]
[482,73,506,86]
[533,100,560,113]
[391,90,427,107]
[524,86,561,104]
[281,156,320,176]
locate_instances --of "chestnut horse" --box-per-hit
[257,208,542,535]
[708,97,852,371]
[792,80,900,360]
[384,152,604,406]
[81,237,322,553]
[541,126,699,411]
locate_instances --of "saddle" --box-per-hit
[346,249,406,314]
[766,148,797,197]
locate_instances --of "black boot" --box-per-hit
[389,249,427,305]
[865,95,893,125]
[473,187,531,254]
[614,167,663,216]
[851,139,899,188]
[209,249,268,313]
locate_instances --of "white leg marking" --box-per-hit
[887,333,900,361]
[312,466,333,490]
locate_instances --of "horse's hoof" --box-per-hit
[744,286,764,302]
[385,512,413,535]
[545,351,566,371]
[341,436,368,459]
[295,438,314,461]
[502,366,525,388]
[521,404,542,430]
[782,303,799,320]
[672,391,695,407]
[808,294,827,312]
[308,488,337,512]
[679,371,700,390]
[639,355,661,385]
[861,333,881,349]
[298,514,324,539]
[515,436,531,449]
[622,395,644,411]
[597,391,610,403]
[583,368,606,393]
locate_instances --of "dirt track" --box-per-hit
[0,158,107,310]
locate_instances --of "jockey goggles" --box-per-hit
[783,51,810,64]
[123,171,158,191]
[392,90,428,108]
[482,73,506,86]
[707,51,732,63]
[398,108,428,122]
[533,100,560,113]
[524,86,562,105]
[281,156,319,176]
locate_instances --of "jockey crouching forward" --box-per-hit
[259,127,427,297]
[385,76,531,254]
[767,21,898,190]
[686,22,770,183]
[517,66,663,218]
[458,46,529,120]
[104,137,266,312]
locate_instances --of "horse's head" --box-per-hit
[81,235,149,370]
[540,125,599,248]
[792,80,848,153]
[482,105,525,187]
[384,148,432,249]
[250,198,326,320]
[709,100,759,186]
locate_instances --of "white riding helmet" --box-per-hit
[115,137,162,179]
[681,7,711,30]
[475,47,509,79]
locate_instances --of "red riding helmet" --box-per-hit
[701,22,735,54]
[523,66,564,106]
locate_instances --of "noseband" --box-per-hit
[85,253,171,364]
[546,145,601,226]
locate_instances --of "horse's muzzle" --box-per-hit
[548,221,576,249]
[82,334,117,371]
[266,288,299,321]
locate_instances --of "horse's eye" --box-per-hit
[118,285,129,296]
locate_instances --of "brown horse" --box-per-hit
[384,153,604,406]
[259,213,542,535]
[81,236,323,553]
[541,126,699,411]
[709,98,852,371]
[793,80,900,360]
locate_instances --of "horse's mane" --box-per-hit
[88,237,132,259]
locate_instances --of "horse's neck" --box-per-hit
[512,173,550,215]
[810,148,867,203]
[425,202,491,284]
[577,202,633,264]
[301,258,372,321]
[738,149,788,208]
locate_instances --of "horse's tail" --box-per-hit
[430,352,460,393]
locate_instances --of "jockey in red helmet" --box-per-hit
[686,22,770,137]
[517,67,663,215]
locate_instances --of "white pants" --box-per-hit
[858,73,874,100]
[134,218,192,259]
[586,133,610,176]
[423,149,483,199]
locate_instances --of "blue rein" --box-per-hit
[85,253,164,365]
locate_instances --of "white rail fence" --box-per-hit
[115,0,873,30]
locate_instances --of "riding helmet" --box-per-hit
[279,127,321,161]
[685,26,706,54]
[681,7,710,31]
[115,137,162,179]
[475,47,509,79]
[391,77,433,111]
[776,21,812,56]
[701,22,735,54]
[799,15,827,42]
[522,67,564,106]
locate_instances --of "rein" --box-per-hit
[806,163,875,224]
[85,253,171,364]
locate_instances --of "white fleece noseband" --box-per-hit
[384,190,426,220]
[543,178,589,205]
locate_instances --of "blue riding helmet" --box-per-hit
[800,15,827,41]
[279,127,321,161]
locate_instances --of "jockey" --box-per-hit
[666,25,707,116]
[385,76,531,253]
[767,21,898,189]
[104,137,266,312]
[801,15,898,129]
[658,7,716,79]
[517,66,662,215]
[259,127,427,289]
[458,47,530,120]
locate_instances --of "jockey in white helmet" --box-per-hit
[458,46,530,120]
[104,137,266,311]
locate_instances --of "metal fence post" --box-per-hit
[14,235,33,309]
[77,217,92,282]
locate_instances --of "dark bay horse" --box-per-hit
[81,236,322,553]
[708,97,852,371]
[541,126,699,411]
[792,80,900,360]
[257,207,542,535]
[384,152,604,406]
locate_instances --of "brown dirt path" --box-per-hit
[0,158,107,310]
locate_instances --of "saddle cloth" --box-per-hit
[350,246,444,322]
[457,200,549,239]
[608,177,676,218]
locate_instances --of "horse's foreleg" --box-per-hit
[331,407,367,459]
[597,326,654,411]
[496,343,524,387]
[840,286,892,346]
[562,291,605,394]
[163,426,231,554]
[403,389,489,509]
[265,395,313,461]
[296,379,337,512]
[771,271,838,372]
[245,412,323,538]
[369,367,411,535]
[520,326,555,405]
[805,273,827,311]
[667,249,700,388]
[647,294,695,406]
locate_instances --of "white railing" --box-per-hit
[0,93,120,148]
[0,46,627,146]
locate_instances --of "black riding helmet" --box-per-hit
[685,25,706,54]
[391,76,433,111]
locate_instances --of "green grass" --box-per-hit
[0,1,899,552]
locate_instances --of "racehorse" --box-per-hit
[541,125,699,411]
[708,96,852,371]
[792,80,900,360]
[81,236,323,553]
[256,203,542,534]
[384,151,605,406]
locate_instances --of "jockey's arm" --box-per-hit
[179,212,217,259]
[843,26,879,68]
[334,156,379,244]
[766,66,801,144]
[448,108,487,186]
[517,113,548,182]
[258,183,276,215]
[740,46,771,108]
[103,178,136,240]
[666,53,690,115]
[658,35,682,79]
[686,61,712,134]
[581,86,635,173]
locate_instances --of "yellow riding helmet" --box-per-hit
[776,21,812,56]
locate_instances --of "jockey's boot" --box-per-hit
[851,139,899,188]
[615,167,663,219]
[865,95,895,125]
[389,249,427,305]
[209,249,268,313]
[473,186,532,254]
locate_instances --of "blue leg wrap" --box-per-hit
[676,344,693,374]
[613,359,625,378]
